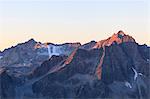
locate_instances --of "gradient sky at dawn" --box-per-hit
[0,0,149,51]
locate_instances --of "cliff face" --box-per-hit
[0,69,16,99]
[32,42,149,99]
[0,39,80,78]
[29,55,67,79]
[93,30,135,48]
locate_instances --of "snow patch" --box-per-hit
[0,56,3,59]
[125,81,132,88]
[47,45,61,58]
[47,45,51,58]
[35,43,62,58]
[132,67,144,80]
[139,73,143,76]
[51,45,61,56]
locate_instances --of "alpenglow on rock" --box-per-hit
[93,30,135,48]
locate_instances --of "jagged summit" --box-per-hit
[93,30,135,48]
[23,38,37,46]
[117,30,125,35]
[27,38,36,43]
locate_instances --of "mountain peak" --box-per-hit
[117,30,125,35]
[22,38,37,47]
[93,31,135,48]
[27,38,36,43]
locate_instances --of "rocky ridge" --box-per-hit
[0,30,149,99]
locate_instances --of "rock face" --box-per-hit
[80,40,97,50]
[93,30,135,48]
[0,39,80,77]
[31,41,149,99]
[0,31,149,99]
[30,31,149,99]
[29,55,67,79]
[0,68,15,99]
[0,39,45,77]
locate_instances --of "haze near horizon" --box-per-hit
[0,0,149,51]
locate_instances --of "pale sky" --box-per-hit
[0,0,149,51]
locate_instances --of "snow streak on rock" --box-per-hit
[47,45,51,58]
[132,67,138,80]
[0,56,3,59]
[125,81,132,88]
